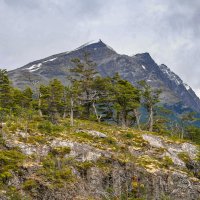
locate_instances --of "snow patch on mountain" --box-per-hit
[159,64,182,85]
[43,57,57,63]
[26,63,42,72]
[142,65,146,70]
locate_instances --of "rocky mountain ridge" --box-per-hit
[8,40,200,112]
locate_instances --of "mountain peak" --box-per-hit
[135,52,152,60]
[73,39,116,53]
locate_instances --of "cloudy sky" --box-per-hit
[1,0,200,96]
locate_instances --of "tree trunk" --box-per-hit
[63,92,67,119]
[149,106,153,132]
[85,90,91,118]
[63,109,67,119]
[0,121,3,136]
[121,110,126,128]
[92,102,101,123]
[70,97,74,126]
[133,109,141,130]
[38,92,43,117]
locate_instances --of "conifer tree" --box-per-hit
[90,76,112,122]
[110,73,141,127]
[0,69,12,110]
[40,79,64,123]
[64,81,81,126]
[139,80,161,132]
[70,52,98,118]
[22,87,33,108]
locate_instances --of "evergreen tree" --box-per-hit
[139,80,161,132]
[64,81,81,126]
[0,69,12,110]
[22,87,33,109]
[90,76,112,122]
[110,73,141,127]
[70,53,98,118]
[153,106,172,134]
[179,112,196,139]
[40,79,64,123]
[185,126,200,145]
[12,88,24,109]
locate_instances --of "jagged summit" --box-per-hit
[135,52,151,58]
[135,52,155,62]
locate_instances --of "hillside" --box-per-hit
[8,40,200,113]
[0,119,200,200]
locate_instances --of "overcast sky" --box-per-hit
[1,0,200,97]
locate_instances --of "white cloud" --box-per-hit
[0,0,200,95]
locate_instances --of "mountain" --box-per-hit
[8,40,200,112]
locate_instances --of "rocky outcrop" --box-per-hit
[141,133,198,168]
[51,139,111,162]
[1,125,200,200]
[75,129,107,138]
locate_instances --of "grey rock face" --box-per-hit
[51,139,109,162]
[141,133,198,168]
[36,164,200,200]
[8,40,200,112]
[75,129,107,138]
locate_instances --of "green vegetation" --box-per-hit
[0,55,200,199]
[177,152,191,164]
[37,155,75,188]
[162,156,174,168]
[0,150,26,183]
[1,52,200,144]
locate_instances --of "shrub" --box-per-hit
[37,156,75,188]
[177,152,190,163]
[162,156,173,168]
[0,149,25,182]
[0,171,12,183]
[37,121,64,135]
[123,132,134,139]
[23,179,38,191]
[51,146,71,157]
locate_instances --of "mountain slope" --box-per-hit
[8,40,200,112]
[1,119,200,200]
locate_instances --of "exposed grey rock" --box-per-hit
[164,151,186,167]
[18,143,50,156]
[76,129,107,138]
[142,134,164,148]
[51,139,110,162]
[182,143,197,159]
[16,131,27,138]
[5,140,50,156]
[142,134,198,167]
